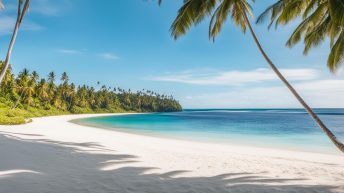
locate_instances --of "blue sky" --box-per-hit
[0,0,343,108]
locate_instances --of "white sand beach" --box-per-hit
[0,113,343,193]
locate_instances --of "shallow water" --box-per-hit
[77,109,344,154]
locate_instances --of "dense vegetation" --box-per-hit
[0,65,182,124]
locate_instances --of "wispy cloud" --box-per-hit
[0,0,71,35]
[0,16,43,35]
[150,68,320,86]
[295,79,344,93]
[98,53,120,60]
[22,20,44,31]
[57,49,83,55]
[0,16,18,35]
[182,79,344,108]
[57,50,120,60]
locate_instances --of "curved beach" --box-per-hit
[0,114,343,193]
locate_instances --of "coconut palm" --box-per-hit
[256,0,344,72]
[0,65,16,98]
[36,79,49,102]
[13,68,34,108]
[30,71,39,98]
[17,68,30,84]
[60,72,70,102]
[47,71,56,104]
[31,71,39,82]
[61,72,69,84]
[168,0,344,153]
[0,66,182,113]
[0,0,30,84]
[76,85,88,108]
[66,83,76,110]
[48,71,56,84]
[22,79,35,105]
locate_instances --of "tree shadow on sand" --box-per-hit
[0,133,341,193]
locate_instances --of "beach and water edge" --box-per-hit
[0,113,343,192]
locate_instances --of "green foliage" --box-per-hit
[0,108,30,125]
[0,115,26,125]
[170,0,253,41]
[0,66,182,125]
[256,0,344,72]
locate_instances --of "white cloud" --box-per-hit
[0,16,17,35]
[57,49,83,55]
[99,53,119,60]
[182,79,344,108]
[22,20,44,31]
[183,86,294,108]
[150,68,343,108]
[0,0,70,35]
[151,68,320,86]
[296,79,344,94]
[56,50,120,60]
[0,16,43,35]
[1,0,71,16]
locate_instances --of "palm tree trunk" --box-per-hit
[243,12,344,153]
[12,89,26,109]
[0,0,30,84]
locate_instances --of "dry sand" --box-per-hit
[0,113,343,193]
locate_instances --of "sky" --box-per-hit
[0,0,343,108]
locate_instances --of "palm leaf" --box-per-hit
[257,0,344,72]
[170,0,253,41]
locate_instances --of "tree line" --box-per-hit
[0,0,342,152]
[0,66,182,113]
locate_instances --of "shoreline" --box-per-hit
[1,113,343,192]
[72,113,341,156]
[70,114,342,160]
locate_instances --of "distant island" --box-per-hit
[0,65,182,124]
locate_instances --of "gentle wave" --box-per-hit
[79,109,344,154]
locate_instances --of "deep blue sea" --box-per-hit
[76,109,344,154]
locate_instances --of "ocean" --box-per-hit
[75,109,344,154]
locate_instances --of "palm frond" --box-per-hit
[209,0,232,41]
[256,0,284,28]
[286,3,328,48]
[257,0,344,72]
[170,0,217,39]
[171,0,253,41]
[328,31,344,71]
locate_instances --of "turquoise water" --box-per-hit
[76,109,344,154]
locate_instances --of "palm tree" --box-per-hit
[36,79,49,102]
[17,68,30,83]
[256,0,344,72]
[13,68,34,108]
[66,83,76,110]
[0,0,30,84]
[30,71,38,98]
[0,66,182,113]
[168,0,344,153]
[48,71,56,84]
[47,71,56,104]
[61,72,69,84]
[0,65,16,98]
[76,85,88,108]
[22,79,35,105]
[31,71,39,82]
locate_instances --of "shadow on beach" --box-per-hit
[0,132,341,193]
